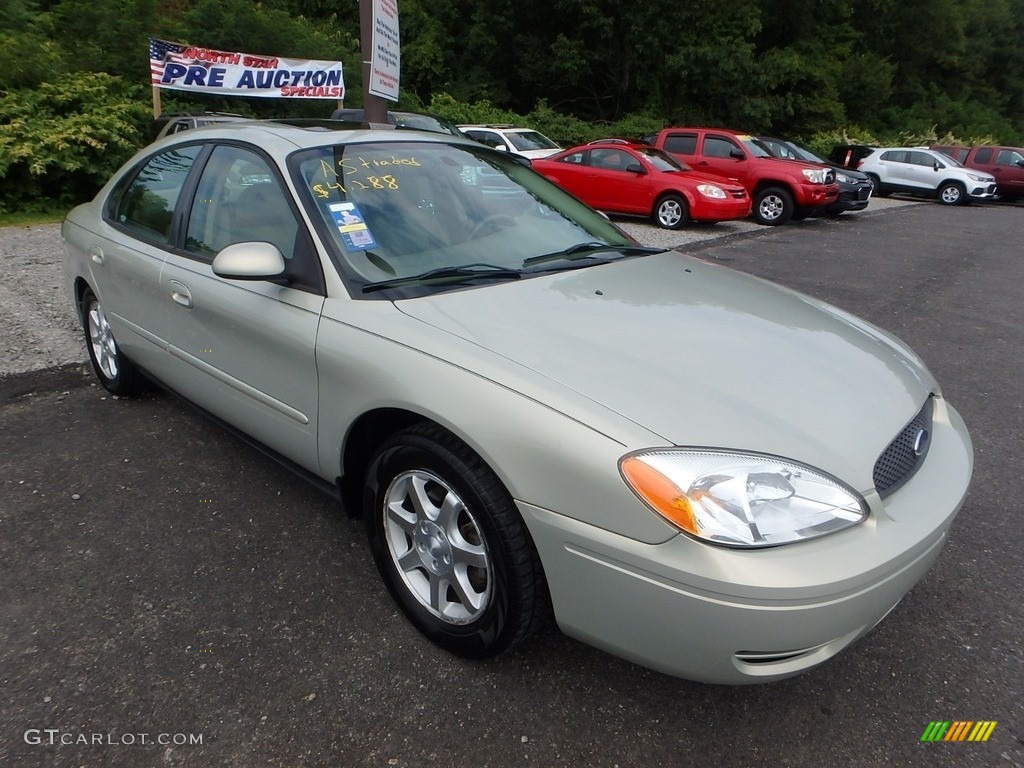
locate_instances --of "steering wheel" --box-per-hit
[469,213,516,239]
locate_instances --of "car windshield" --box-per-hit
[506,131,560,151]
[290,140,636,297]
[393,113,464,137]
[930,150,964,167]
[737,135,774,158]
[633,146,691,172]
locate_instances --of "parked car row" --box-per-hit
[833,142,1024,203]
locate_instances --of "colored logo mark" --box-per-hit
[921,721,997,742]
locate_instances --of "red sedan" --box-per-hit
[532,143,751,229]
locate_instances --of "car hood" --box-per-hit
[395,253,936,488]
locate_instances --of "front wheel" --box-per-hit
[652,194,689,229]
[753,187,794,225]
[938,181,968,206]
[81,288,147,396]
[363,424,548,658]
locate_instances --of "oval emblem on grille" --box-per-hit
[913,428,930,457]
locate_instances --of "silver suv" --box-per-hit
[857,147,996,205]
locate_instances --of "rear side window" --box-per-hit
[110,146,202,244]
[974,148,993,164]
[663,133,697,155]
[880,150,907,163]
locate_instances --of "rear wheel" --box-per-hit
[938,181,968,206]
[81,288,147,396]
[753,187,794,225]
[652,194,688,229]
[364,424,548,658]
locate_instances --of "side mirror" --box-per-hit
[625,162,646,175]
[729,149,745,160]
[213,241,286,281]
[934,161,945,170]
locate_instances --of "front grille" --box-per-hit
[872,396,934,498]
[730,190,747,199]
[857,187,870,200]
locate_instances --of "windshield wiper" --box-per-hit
[362,263,522,293]
[523,242,667,267]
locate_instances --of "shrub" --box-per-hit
[0,72,151,212]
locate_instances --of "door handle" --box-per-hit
[168,280,193,308]
[89,246,105,266]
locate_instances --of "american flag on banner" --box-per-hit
[149,38,187,85]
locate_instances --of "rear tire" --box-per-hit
[363,423,548,658]
[81,288,147,396]
[867,174,889,197]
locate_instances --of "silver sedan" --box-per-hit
[62,121,973,683]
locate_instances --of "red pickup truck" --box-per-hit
[647,128,840,225]
[931,144,1024,200]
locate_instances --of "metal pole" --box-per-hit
[359,0,389,123]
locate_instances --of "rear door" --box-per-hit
[88,144,203,373]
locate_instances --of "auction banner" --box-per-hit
[149,38,344,99]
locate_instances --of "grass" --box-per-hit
[0,209,69,228]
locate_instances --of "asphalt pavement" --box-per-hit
[1,201,1022,768]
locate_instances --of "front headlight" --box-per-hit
[620,450,868,548]
[802,168,828,184]
[835,172,851,184]
[696,184,727,199]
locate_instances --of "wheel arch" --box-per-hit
[751,178,797,198]
[339,407,431,517]
[72,277,93,322]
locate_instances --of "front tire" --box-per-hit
[652,194,689,229]
[81,288,147,396]
[753,186,794,225]
[364,424,548,658]
[938,181,968,206]
[867,174,889,197]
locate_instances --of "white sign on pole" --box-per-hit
[368,0,400,101]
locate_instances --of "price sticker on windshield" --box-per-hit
[329,202,377,251]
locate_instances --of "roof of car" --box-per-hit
[151,120,472,151]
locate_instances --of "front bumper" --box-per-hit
[827,181,872,212]
[690,195,752,222]
[795,181,840,209]
[968,183,997,201]
[521,397,972,684]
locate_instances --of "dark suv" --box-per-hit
[760,137,873,214]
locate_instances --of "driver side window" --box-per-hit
[185,146,298,263]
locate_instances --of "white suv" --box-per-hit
[858,147,996,205]
[458,124,561,159]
